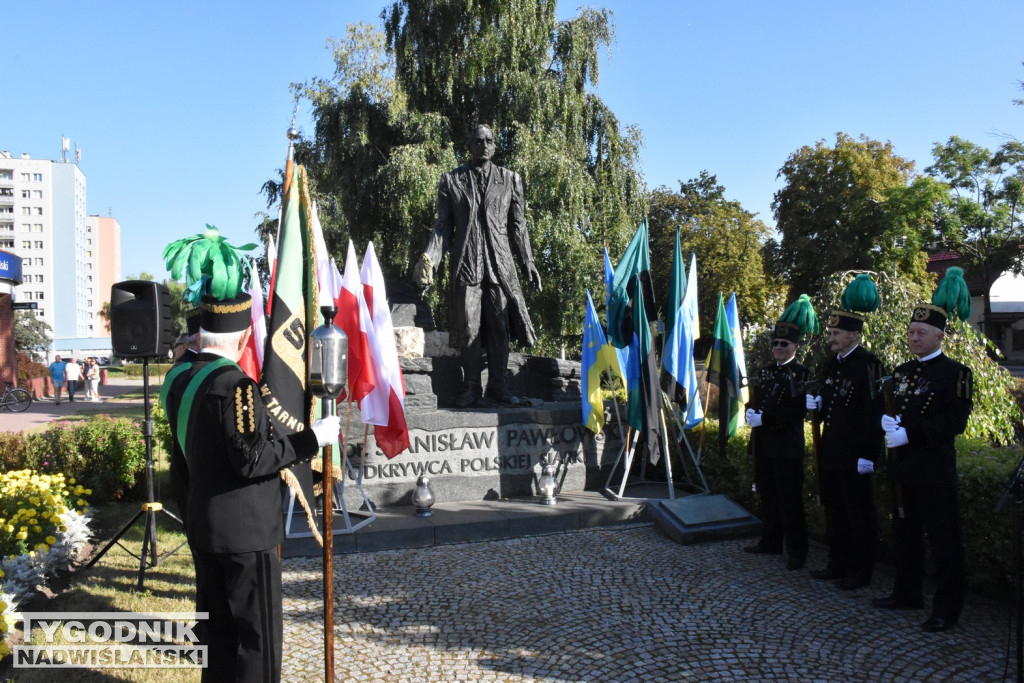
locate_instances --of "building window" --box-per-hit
[35,309,44,317]
[36,274,43,283]
[33,224,42,232]
[34,241,43,249]
[20,240,30,249]
[0,170,12,180]
[33,190,42,199]
[0,222,12,232]
[32,173,42,182]
[33,208,42,215]
[20,224,29,232]
[0,207,12,215]
[36,292,44,300]
[20,190,30,199]
[20,207,30,216]
[0,188,12,197]
[20,173,29,181]
[35,258,43,265]
[0,239,13,248]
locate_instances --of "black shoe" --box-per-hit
[837,577,870,591]
[56,400,60,405]
[872,595,924,610]
[810,568,842,580]
[786,558,805,571]
[743,544,782,555]
[921,616,957,632]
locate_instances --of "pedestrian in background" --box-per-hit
[64,357,82,402]
[84,357,100,401]
[48,354,66,405]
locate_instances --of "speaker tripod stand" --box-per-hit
[86,358,188,590]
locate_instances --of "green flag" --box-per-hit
[705,293,741,444]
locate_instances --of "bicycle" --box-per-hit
[1,380,32,412]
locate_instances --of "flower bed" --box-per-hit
[0,469,92,658]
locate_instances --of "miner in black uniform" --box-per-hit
[744,295,818,570]
[875,267,974,633]
[162,293,340,682]
[805,274,885,591]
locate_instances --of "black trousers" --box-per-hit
[195,548,282,683]
[890,483,965,620]
[820,468,876,582]
[453,282,510,398]
[755,455,808,561]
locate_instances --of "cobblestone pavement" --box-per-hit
[281,524,1008,681]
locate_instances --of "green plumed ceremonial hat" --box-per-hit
[773,294,819,342]
[912,266,972,330]
[828,273,879,332]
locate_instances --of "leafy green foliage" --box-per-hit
[13,310,53,362]
[768,133,942,299]
[648,172,779,329]
[927,136,1024,340]
[288,2,646,343]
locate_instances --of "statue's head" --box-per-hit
[468,124,495,163]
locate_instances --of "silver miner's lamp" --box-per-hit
[412,475,436,517]
[538,454,558,505]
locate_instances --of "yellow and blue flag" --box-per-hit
[582,290,618,433]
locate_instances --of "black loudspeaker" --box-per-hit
[110,280,173,358]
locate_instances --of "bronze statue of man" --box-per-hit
[414,124,542,407]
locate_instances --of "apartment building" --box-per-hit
[0,149,119,358]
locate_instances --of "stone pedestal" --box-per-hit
[340,401,626,510]
[334,348,625,510]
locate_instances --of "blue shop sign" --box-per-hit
[0,250,23,285]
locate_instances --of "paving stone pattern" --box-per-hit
[281,524,1007,681]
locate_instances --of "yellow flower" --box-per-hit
[45,536,56,544]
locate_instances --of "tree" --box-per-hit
[647,172,778,331]
[768,133,941,299]
[927,136,1024,338]
[14,311,52,361]
[288,2,646,347]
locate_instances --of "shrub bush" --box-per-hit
[1,418,148,502]
[16,352,48,385]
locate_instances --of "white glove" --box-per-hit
[881,414,901,432]
[805,394,822,411]
[745,409,763,428]
[856,458,874,475]
[311,415,341,447]
[886,427,908,448]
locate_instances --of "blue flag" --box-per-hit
[582,290,617,433]
[663,252,704,429]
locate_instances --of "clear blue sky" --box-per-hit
[3,1,1022,282]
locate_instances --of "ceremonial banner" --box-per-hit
[360,242,410,458]
[259,162,317,435]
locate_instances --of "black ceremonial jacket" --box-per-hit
[749,360,810,459]
[164,352,319,554]
[818,345,886,471]
[888,353,973,487]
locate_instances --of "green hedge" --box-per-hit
[699,418,1023,596]
[0,417,148,503]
